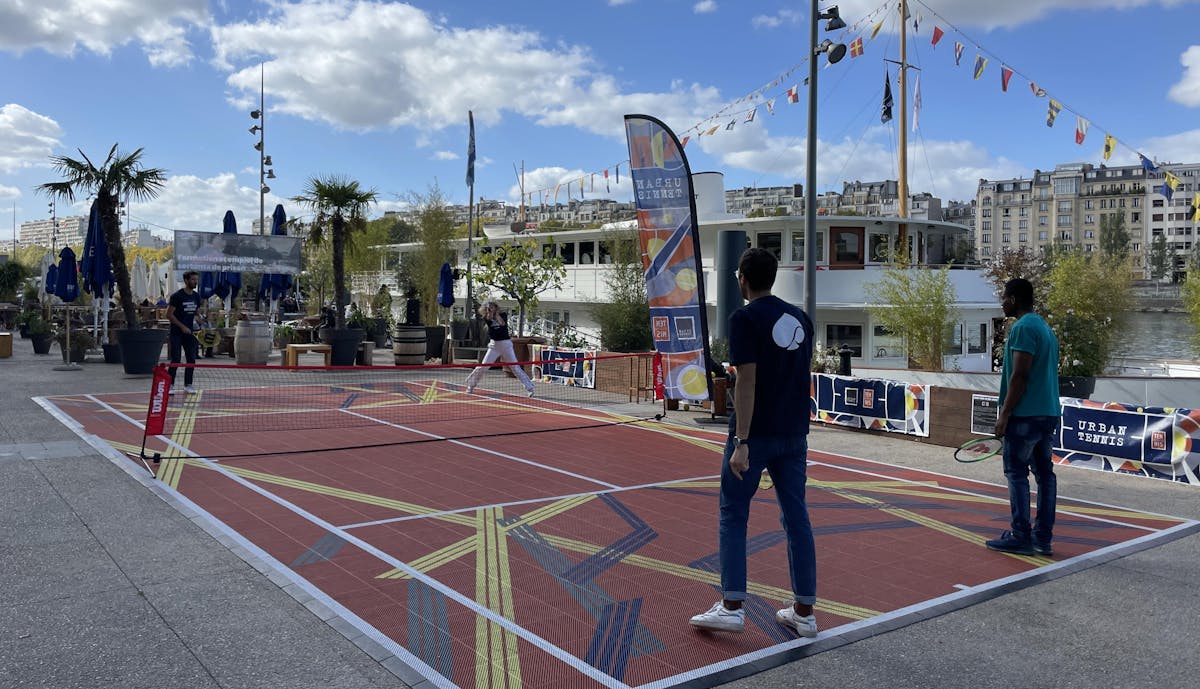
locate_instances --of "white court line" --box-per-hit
[90,396,633,689]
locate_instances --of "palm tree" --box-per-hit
[291,175,378,329]
[38,145,166,329]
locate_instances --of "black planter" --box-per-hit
[450,321,469,341]
[30,333,52,354]
[322,328,365,366]
[60,345,86,364]
[425,325,446,360]
[1059,375,1096,399]
[117,328,168,375]
[102,342,122,364]
[19,325,30,339]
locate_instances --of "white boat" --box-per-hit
[381,171,1002,371]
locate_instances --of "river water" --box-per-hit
[1111,311,1199,360]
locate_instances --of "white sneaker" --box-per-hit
[776,606,818,638]
[168,387,176,396]
[465,386,475,395]
[184,386,196,394]
[689,602,744,632]
[526,387,535,398]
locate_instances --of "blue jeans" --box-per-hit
[1001,415,1059,544]
[718,435,816,605]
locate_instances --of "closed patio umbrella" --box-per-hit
[258,204,292,317]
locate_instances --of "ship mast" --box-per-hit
[897,0,910,254]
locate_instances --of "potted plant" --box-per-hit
[1043,250,1132,398]
[449,316,470,341]
[370,284,394,347]
[15,309,37,339]
[38,144,168,375]
[292,176,378,366]
[273,323,296,349]
[27,313,52,354]
[54,328,95,364]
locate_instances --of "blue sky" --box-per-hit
[3,0,1200,239]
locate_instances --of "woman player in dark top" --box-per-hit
[464,300,535,396]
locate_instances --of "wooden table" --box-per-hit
[283,343,332,367]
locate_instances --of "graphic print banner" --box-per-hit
[810,373,929,437]
[1056,398,1200,485]
[174,230,301,273]
[530,344,598,389]
[624,114,711,401]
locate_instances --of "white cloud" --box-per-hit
[0,184,20,201]
[0,104,62,175]
[508,166,633,204]
[833,0,1196,32]
[608,0,636,5]
[1169,45,1200,107]
[0,0,208,66]
[1141,129,1200,163]
[751,10,802,29]
[694,1,718,14]
[433,151,459,161]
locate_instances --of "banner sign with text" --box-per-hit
[810,373,929,437]
[174,229,301,274]
[624,114,712,401]
[530,345,598,389]
[1055,398,1200,485]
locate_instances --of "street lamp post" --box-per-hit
[48,200,57,253]
[249,63,274,235]
[804,3,847,320]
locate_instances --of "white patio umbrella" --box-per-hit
[131,255,149,304]
[37,252,55,304]
[159,259,175,296]
[149,261,161,301]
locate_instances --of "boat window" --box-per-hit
[825,324,862,357]
[598,241,614,264]
[579,241,595,265]
[872,325,905,360]
[944,323,964,356]
[791,231,824,263]
[560,243,576,264]
[756,232,782,261]
[868,233,891,262]
[542,243,556,260]
[967,323,987,354]
[830,227,864,268]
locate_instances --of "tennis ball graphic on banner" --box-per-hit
[677,365,708,399]
[674,267,697,293]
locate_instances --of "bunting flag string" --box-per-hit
[972,55,987,80]
[765,98,776,115]
[931,25,944,47]
[850,37,864,58]
[912,74,922,132]
[1046,100,1061,127]
[1103,134,1116,161]
[1000,65,1014,92]
[1075,116,1089,145]
[954,42,964,65]
[1191,193,1200,222]
[881,70,894,124]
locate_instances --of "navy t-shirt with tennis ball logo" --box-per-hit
[728,294,815,439]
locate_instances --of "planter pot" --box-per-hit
[19,325,30,339]
[1059,375,1096,399]
[30,333,52,355]
[60,345,86,364]
[102,342,122,364]
[450,321,469,341]
[323,328,365,366]
[117,328,169,375]
[425,325,447,360]
[372,318,390,347]
[712,376,730,416]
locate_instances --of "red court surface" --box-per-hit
[38,385,1200,689]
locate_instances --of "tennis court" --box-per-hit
[39,362,1200,689]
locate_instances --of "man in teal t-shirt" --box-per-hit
[987,278,1062,556]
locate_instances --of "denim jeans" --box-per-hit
[718,434,816,605]
[1002,415,1059,544]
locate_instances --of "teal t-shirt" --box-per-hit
[1000,313,1061,417]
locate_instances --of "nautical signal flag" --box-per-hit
[766,98,776,115]
[1163,170,1181,202]
[850,37,864,58]
[973,55,988,80]
[1029,82,1047,98]
[725,119,736,131]
[882,71,894,123]
[954,42,964,66]
[1047,100,1062,127]
[1104,134,1116,161]
[1192,193,1200,222]
[1140,154,1158,172]
[912,74,922,132]
[604,168,610,193]
[744,108,756,123]
[931,26,945,47]
[870,20,884,40]
[1001,66,1014,92]
[1075,116,1089,145]
[786,85,800,103]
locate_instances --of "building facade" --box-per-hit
[18,216,86,249]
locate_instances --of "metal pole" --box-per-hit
[804,0,818,320]
[260,64,266,236]
[467,185,474,318]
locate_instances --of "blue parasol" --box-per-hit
[79,201,114,340]
[212,210,241,303]
[45,263,58,298]
[258,204,292,307]
[54,247,80,303]
[437,262,455,308]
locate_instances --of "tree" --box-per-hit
[865,243,959,371]
[1183,269,1200,355]
[0,261,28,302]
[404,184,458,324]
[1044,251,1133,377]
[301,238,334,314]
[592,229,652,352]
[38,145,166,328]
[291,176,378,329]
[982,246,1049,309]
[1147,234,1171,288]
[473,238,566,337]
[1098,212,1131,261]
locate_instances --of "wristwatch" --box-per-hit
[732,436,749,448]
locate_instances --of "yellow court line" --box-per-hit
[377,536,478,580]
[160,391,203,489]
[475,507,522,689]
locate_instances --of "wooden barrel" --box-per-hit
[393,325,425,366]
[234,321,272,365]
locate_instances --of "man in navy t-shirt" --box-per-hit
[166,270,203,394]
[690,247,819,639]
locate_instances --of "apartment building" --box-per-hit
[18,215,86,249]
[723,184,805,216]
[1145,162,1199,281]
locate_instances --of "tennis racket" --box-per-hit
[954,436,1003,463]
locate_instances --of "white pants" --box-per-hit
[465,338,534,392]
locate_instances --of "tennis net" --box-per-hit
[139,353,662,461]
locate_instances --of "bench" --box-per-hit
[283,343,332,367]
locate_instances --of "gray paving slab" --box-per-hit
[3,344,1199,689]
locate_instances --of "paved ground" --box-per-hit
[2,341,1199,689]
